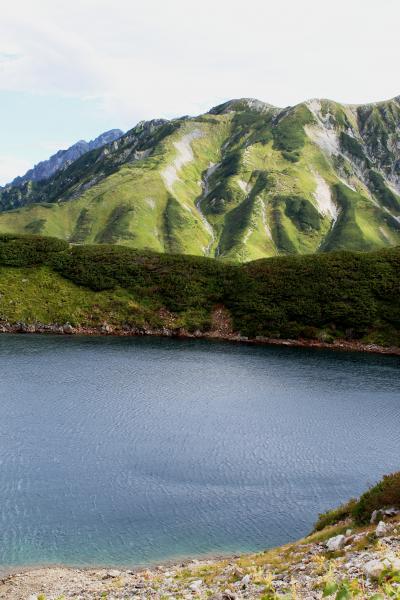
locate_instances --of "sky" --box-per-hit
[0,0,399,185]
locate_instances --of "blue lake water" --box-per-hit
[0,334,399,569]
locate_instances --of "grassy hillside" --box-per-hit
[0,234,399,347]
[0,97,400,261]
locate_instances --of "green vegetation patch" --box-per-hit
[0,235,399,346]
[322,185,369,252]
[369,170,400,213]
[340,132,370,164]
[315,471,400,529]
[270,202,297,254]
[272,105,315,161]
[284,196,321,231]
[314,499,357,531]
[352,472,400,524]
[0,234,68,266]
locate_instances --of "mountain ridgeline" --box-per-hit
[7,129,123,187]
[0,97,400,261]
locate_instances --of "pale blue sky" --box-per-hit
[0,0,399,185]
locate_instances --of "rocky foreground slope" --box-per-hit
[0,97,399,260]
[2,475,400,599]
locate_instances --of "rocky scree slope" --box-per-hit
[0,97,400,260]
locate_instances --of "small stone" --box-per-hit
[326,534,346,551]
[346,529,352,536]
[106,569,121,578]
[63,323,74,334]
[240,574,251,587]
[364,559,385,579]
[376,520,388,537]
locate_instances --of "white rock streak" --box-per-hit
[305,99,341,157]
[312,170,338,221]
[237,178,252,194]
[259,198,273,240]
[161,129,203,192]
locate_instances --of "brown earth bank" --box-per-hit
[1,512,400,599]
[0,320,399,357]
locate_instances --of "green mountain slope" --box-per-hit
[1,96,400,261]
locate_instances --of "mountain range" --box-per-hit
[0,96,399,261]
[7,129,123,187]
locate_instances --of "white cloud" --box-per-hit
[0,0,399,128]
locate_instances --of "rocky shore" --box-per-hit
[0,320,399,357]
[1,512,400,599]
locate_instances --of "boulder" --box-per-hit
[383,557,400,572]
[370,509,381,523]
[326,534,346,552]
[370,507,398,523]
[392,558,400,572]
[189,579,203,592]
[384,507,399,517]
[364,559,385,579]
[63,323,74,334]
[376,520,388,537]
[106,569,121,578]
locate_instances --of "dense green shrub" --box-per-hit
[231,247,400,340]
[352,473,400,524]
[49,244,234,313]
[284,196,321,231]
[314,498,357,531]
[0,234,68,266]
[314,472,400,530]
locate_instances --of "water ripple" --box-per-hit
[0,335,399,567]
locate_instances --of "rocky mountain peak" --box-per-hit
[9,128,124,187]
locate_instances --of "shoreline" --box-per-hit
[1,517,399,599]
[0,547,242,578]
[0,321,399,356]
